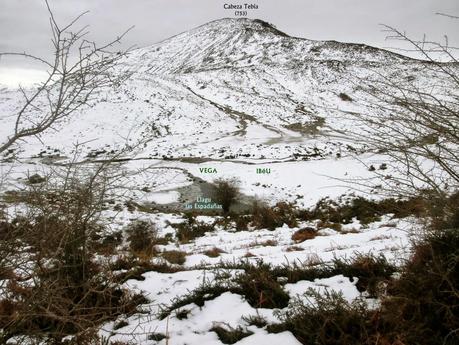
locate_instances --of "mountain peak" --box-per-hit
[197,18,290,37]
[125,17,407,76]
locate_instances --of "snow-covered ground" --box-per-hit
[95,211,414,345]
[0,18,439,345]
[0,152,393,212]
[0,152,417,345]
[1,18,443,163]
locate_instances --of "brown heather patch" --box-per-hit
[316,220,342,231]
[291,227,317,243]
[203,247,226,257]
[161,250,187,265]
[285,246,305,252]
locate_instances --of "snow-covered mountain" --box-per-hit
[3,19,453,345]
[0,18,438,160]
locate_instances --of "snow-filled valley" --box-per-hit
[1,17,455,345]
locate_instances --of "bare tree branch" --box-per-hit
[0,0,133,156]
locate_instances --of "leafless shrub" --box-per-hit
[0,0,132,157]
[337,22,459,206]
[0,160,148,343]
[211,178,240,214]
[125,220,157,257]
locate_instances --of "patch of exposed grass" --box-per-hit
[267,289,374,345]
[210,325,253,344]
[249,239,278,247]
[111,255,183,283]
[252,201,298,230]
[161,250,187,265]
[267,228,459,345]
[285,116,325,136]
[173,215,215,243]
[157,281,230,320]
[298,196,426,225]
[332,253,396,297]
[291,227,317,243]
[242,314,268,328]
[175,308,190,320]
[125,220,157,257]
[234,261,290,309]
[203,247,226,257]
[285,246,305,252]
[147,333,167,341]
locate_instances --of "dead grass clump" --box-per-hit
[251,201,297,230]
[333,253,396,297]
[267,290,374,344]
[161,250,187,265]
[291,227,317,243]
[273,202,299,227]
[210,324,253,344]
[111,255,182,283]
[113,319,129,330]
[242,314,268,328]
[338,92,353,101]
[233,262,290,309]
[125,220,157,257]
[27,173,46,185]
[251,202,278,230]
[147,333,167,341]
[203,247,226,257]
[259,239,278,247]
[285,246,305,252]
[317,220,342,231]
[234,214,251,231]
[174,215,215,243]
[299,196,427,225]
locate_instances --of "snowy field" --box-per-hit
[1,18,444,345]
[0,151,418,345]
[97,212,414,344]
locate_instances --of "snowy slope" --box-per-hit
[0,18,439,161]
[0,20,436,345]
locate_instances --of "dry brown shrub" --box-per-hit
[291,227,317,243]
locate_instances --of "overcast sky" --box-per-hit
[1,0,458,85]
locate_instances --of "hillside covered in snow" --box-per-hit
[1,17,458,345]
[0,18,442,162]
